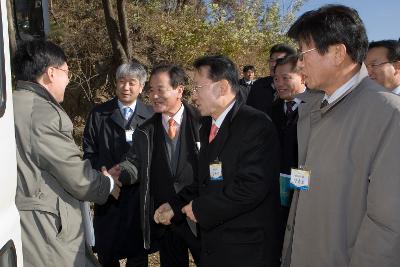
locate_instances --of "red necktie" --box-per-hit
[167,118,176,139]
[209,124,219,143]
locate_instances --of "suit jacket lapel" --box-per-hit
[155,115,174,176]
[128,100,149,129]
[175,109,187,179]
[110,98,125,130]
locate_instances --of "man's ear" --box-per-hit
[219,79,230,96]
[176,84,184,99]
[40,67,54,84]
[334,44,347,66]
[393,61,400,75]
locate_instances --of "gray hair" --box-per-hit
[115,61,147,86]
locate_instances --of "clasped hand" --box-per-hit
[154,201,198,226]
[101,165,122,200]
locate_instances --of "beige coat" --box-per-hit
[13,81,110,267]
[282,65,400,267]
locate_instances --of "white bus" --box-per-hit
[0,0,23,265]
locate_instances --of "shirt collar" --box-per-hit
[213,100,236,128]
[323,65,368,104]
[118,99,137,113]
[392,85,400,95]
[162,103,185,129]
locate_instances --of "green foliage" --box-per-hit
[48,0,304,143]
[141,0,300,75]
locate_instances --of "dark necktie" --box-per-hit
[285,100,296,117]
[320,99,328,109]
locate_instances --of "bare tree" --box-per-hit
[101,0,131,64]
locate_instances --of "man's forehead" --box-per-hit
[367,47,389,60]
[118,76,139,81]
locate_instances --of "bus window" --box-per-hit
[13,0,49,41]
[0,240,17,267]
[0,2,5,118]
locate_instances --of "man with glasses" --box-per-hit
[156,55,281,267]
[118,64,201,267]
[13,40,121,267]
[282,5,400,267]
[365,40,400,94]
[83,61,153,267]
[246,43,296,116]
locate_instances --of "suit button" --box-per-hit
[205,250,211,255]
[286,224,292,231]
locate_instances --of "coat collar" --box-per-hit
[297,64,369,114]
[110,97,152,130]
[201,93,245,164]
[16,80,63,110]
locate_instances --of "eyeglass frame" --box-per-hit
[192,81,218,93]
[365,61,399,69]
[297,47,318,61]
[52,66,73,80]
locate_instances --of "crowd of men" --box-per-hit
[12,3,400,267]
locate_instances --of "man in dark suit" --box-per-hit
[238,65,256,100]
[269,55,306,251]
[247,44,296,117]
[155,55,281,267]
[119,64,201,267]
[83,61,153,267]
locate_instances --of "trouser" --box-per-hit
[98,254,148,267]
[159,222,201,267]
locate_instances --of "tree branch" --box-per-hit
[117,0,131,59]
[101,0,128,63]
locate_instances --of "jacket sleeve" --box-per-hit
[349,111,400,266]
[119,130,142,186]
[31,108,110,204]
[82,110,100,169]
[168,178,200,224]
[192,116,280,230]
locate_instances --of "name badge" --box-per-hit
[209,160,223,181]
[125,130,134,143]
[290,168,310,190]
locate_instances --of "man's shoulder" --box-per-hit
[136,99,154,118]
[90,97,117,114]
[356,78,400,112]
[252,76,273,87]
[236,104,273,126]
[183,102,201,121]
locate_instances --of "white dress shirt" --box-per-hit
[162,104,185,133]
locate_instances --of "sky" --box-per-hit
[296,0,399,42]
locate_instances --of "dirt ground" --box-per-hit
[119,252,196,267]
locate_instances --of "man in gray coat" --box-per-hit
[13,40,121,267]
[281,5,400,267]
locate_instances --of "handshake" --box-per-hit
[154,201,197,225]
[101,165,122,200]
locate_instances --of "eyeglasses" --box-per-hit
[365,61,398,69]
[193,82,216,93]
[53,66,73,80]
[297,48,317,61]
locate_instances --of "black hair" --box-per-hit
[243,65,255,73]
[270,43,296,57]
[288,4,368,64]
[369,40,400,62]
[193,55,240,94]
[13,40,67,82]
[150,63,188,88]
[274,55,301,74]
